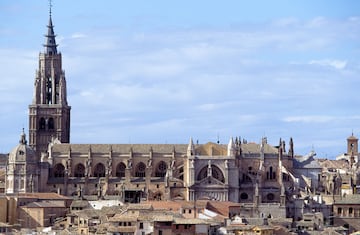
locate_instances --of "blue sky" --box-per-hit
[0,1,359,158]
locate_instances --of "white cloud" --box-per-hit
[71,33,87,39]
[283,115,335,123]
[309,59,347,70]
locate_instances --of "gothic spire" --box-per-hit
[44,1,58,55]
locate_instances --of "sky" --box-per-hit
[0,0,359,158]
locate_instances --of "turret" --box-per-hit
[187,137,195,156]
[227,137,236,156]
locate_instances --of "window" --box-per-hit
[48,118,55,130]
[74,164,85,177]
[53,163,65,178]
[39,118,46,130]
[135,162,146,177]
[266,166,276,180]
[46,77,53,104]
[155,161,167,177]
[116,162,126,177]
[338,207,342,215]
[197,165,225,182]
[139,222,143,229]
[94,163,106,177]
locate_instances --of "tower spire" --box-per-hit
[49,0,52,17]
[44,0,58,55]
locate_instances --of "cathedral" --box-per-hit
[5,9,298,214]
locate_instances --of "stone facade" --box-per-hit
[38,136,295,207]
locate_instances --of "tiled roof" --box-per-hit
[127,203,153,210]
[70,200,91,208]
[151,214,175,221]
[242,143,278,154]
[333,194,360,205]
[174,218,211,224]
[147,200,182,211]
[52,143,188,154]
[109,214,138,222]
[22,200,66,208]
[195,143,227,156]
[318,159,349,170]
[207,201,241,216]
[73,209,101,219]
[8,192,71,200]
[107,225,137,233]
[177,200,209,209]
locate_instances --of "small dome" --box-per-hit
[8,130,37,163]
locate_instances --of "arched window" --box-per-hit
[94,163,106,177]
[74,164,85,177]
[116,162,126,177]
[155,161,167,177]
[48,118,55,130]
[212,166,224,182]
[197,165,225,183]
[53,163,65,178]
[266,166,276,180]
[135,162,146,177]
[39,118,46,130]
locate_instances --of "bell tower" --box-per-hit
[28,5,71,156]
[347,133,358,156]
